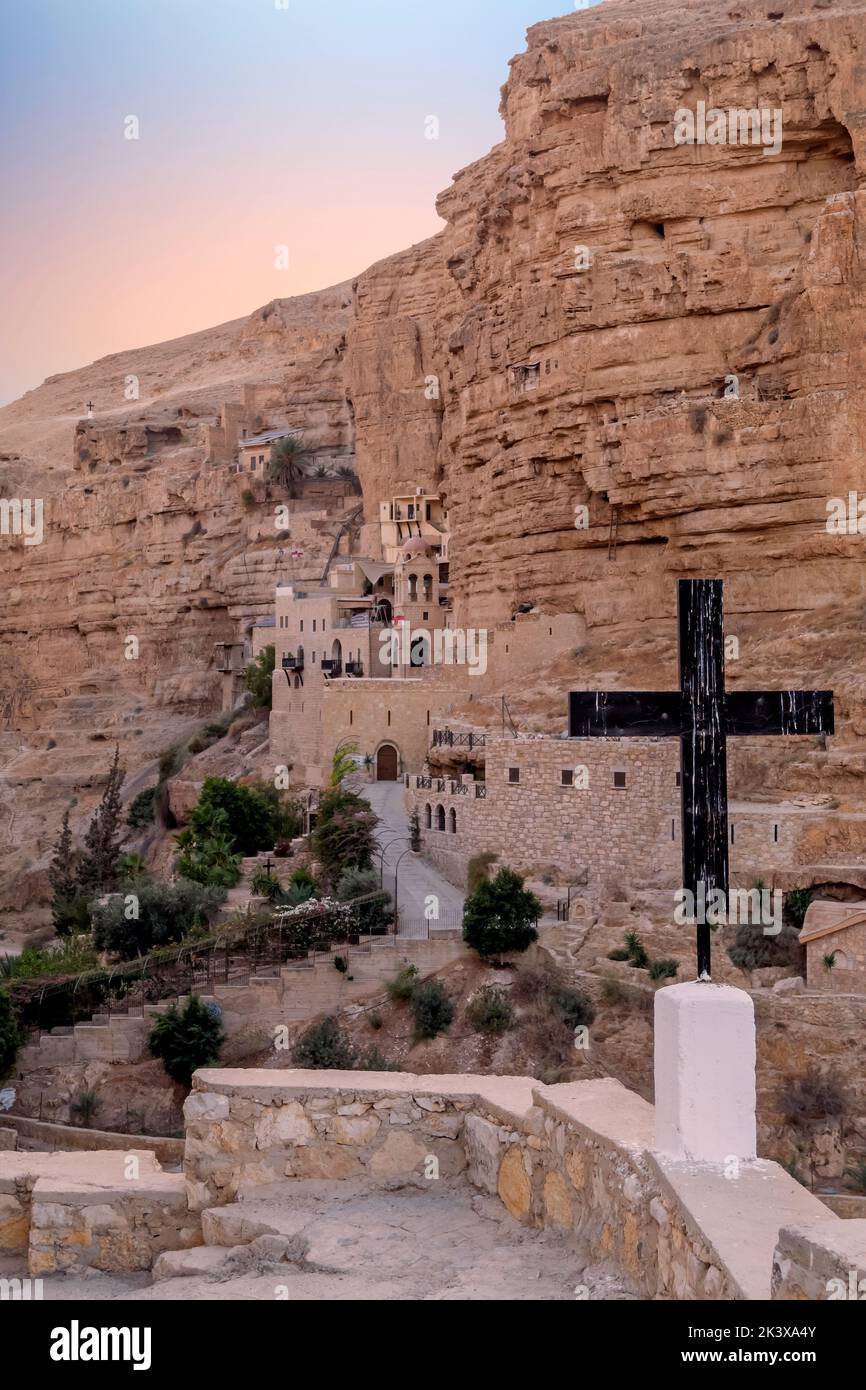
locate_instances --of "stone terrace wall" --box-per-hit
[408,736,860,892]
[183,1069,835,1300]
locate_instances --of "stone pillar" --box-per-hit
[654,982,756,1164]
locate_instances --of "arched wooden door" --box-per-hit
[376,744,399,781]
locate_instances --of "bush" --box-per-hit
[0,987,22,1079]
[336,865,392,934]
[244,646,275,709]
[387,964,419,1002]
[466,985,514,1036]
[462,867,541,959]
[549,983,595,1031]
[778,1069,847,1127]
[148,995,225,1087]
[7,937,99,980]
[357,1047,401,1072]
[291,1016,355,1070]
[786,888,813,930]
[649,958,680,981]
[71,1090,101,1128]
[411,980,454,1040]
[92,879,225,959]
[250,869,282,901]
[467,851,498,895]
[312,788,378,886]
[623,931,649,969]
[127,787,156,828]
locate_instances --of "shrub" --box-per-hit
[466,985,514,1036]
[127,787,156,828]
[250,869,282,901]
[244,646,275,709]
[92,879,225,959]
[786,888,813,930]
[648,958,680,981]
[778,1070,847,1127]
[312,788,378,886]
[148,995,225,1087]
[387,964,419,1002]
[71,1090,101,1128]
[357,1048,401,1072]
[549,983,595,1031]
[8,937,99,980]
[0,987,22,1079]
[336,865,392,934]
[411,980,454,1040]
[467,851,498,895]
[624,931,649,969]
[291,1016,355,1070]
[462,867,541,960]
[727,921,803,972]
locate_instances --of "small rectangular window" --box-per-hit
[613,771,627,789]
[561,769,573,787]
[508,768,520,784]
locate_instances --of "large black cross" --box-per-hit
[569,579,834,980]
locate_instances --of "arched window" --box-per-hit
[436,804,446,832]
[449,807,457,834]
[424,804,432,829]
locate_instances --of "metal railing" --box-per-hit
[431,728,486,750]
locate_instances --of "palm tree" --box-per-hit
[268,436,309,498]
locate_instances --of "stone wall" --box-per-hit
[182,1068,836,1300]
[0,1148,200,1275]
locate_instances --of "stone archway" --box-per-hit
[376,743,399,781]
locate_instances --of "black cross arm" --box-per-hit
[725,690,834,737]
[569,692,683,738]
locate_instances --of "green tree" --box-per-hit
[148,995,225,1087]
[77,746,126,896]
[462,867,541,959]
[92,879,226,958]
[48,809,91,936]
[267,435,309,498]
[311,788,378,886]
[244,645,275,709]
[192,777,284,856]
[0,987,22,1079]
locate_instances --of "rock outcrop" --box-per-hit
[3,0,866,936]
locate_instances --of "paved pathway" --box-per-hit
[363,781,464,933]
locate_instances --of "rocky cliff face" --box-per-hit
[3,0,866,938]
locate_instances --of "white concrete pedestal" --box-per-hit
[654,982,756,1164]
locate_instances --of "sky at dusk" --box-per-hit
[0,0,600,407]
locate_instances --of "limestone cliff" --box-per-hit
[3,0,866,938]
